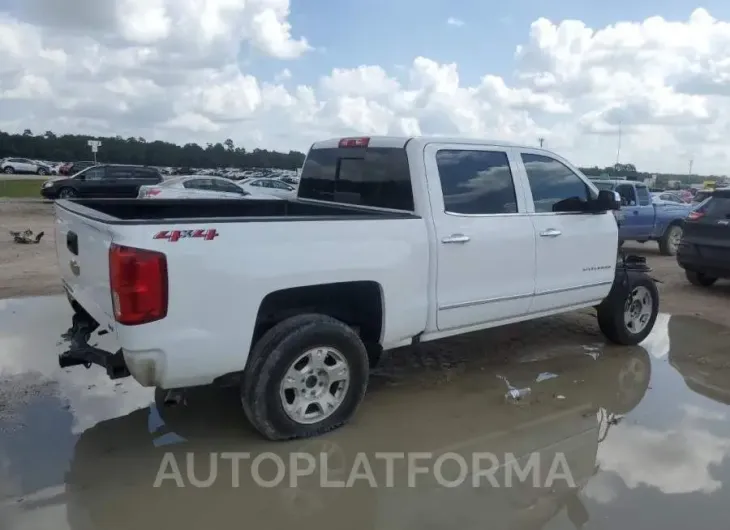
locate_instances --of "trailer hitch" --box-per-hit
[59,311,130,380]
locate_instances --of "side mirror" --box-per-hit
[594,190,622,211]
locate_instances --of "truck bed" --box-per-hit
[56,198,418,224]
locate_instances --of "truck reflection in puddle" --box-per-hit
[668,315,730,406]
[60,347,652,530]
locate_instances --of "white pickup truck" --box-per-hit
[56,136,659,440]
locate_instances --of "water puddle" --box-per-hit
[1,296,730,529]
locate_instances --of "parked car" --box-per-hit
[279,175,300,186]
[691,189,714,205]
[41,164,163,199]
[55,136,659,441]
[1,157,52,175]
[58,160,97,176]
[138,175,279,200]
[240,177,296,198]
[652,191,689,204]
[677,187,730,287]
[592,180,693,255]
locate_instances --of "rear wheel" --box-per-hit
[3,166,14,174]
[659,224,682,256]
[597,275,659,345]
[37,168,48,175]
[685,270,717,287]
[241,313,369,440]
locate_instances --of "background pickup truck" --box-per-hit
[592,179,693,255]
[55,136,660,441]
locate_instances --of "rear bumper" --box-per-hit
[59,301,168,386]
[677,242,730,278]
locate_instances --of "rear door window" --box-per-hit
[107,167,136,179]
[435,149,518,214]
[299,147,414,211]
[183,178,215,191]
[213,179,245,194]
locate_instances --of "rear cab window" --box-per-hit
[298,140,414,211]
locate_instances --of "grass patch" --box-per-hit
[0,179,46,198]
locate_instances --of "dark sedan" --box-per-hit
[41,164,163,199]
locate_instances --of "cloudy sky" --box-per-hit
[2,1,730,174]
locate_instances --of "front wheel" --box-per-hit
[597,275,659,345]
[37,168,48,175]
[685,270,717,287]
[659,224,682,256]
[241,314,369,441]
[3,166,14,174]
[58,187,77,199]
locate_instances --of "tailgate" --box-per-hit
[55,203,117,330]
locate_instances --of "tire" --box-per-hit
[241,313,369,440]
[659,224,682,256]
[685,270,717,287]
[58,187,77,199]
[3,166,14,174]
[597,274,659,345]
[37,168,48,175]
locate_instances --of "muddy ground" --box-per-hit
[2,202,730,529]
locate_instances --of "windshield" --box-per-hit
[592,182,615,191]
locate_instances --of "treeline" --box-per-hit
[0,129,306,170]
[579,162,725,187]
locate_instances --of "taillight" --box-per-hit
[109,244,168,325]
[688,211,705,221]
[338,137,370,148]
[145,188,161,197]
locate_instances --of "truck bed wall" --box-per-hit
[110,216,430,387]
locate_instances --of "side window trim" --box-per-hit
[517,149,597,215]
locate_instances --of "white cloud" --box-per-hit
[447,17,465,27]
[587,410,730,497]
[3,6,730,172]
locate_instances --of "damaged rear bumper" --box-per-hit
[59,309,130,380]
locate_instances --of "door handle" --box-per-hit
[442,234,470,244]
[539,228,562,237]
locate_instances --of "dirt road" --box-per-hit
[0,202,61,299]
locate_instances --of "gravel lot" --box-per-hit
[0,202,60,299]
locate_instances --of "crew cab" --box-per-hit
[55,136,660,440]
[592,179,693,255]
[677,188,730,287]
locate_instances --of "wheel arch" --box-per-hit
[252,280,385,360]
